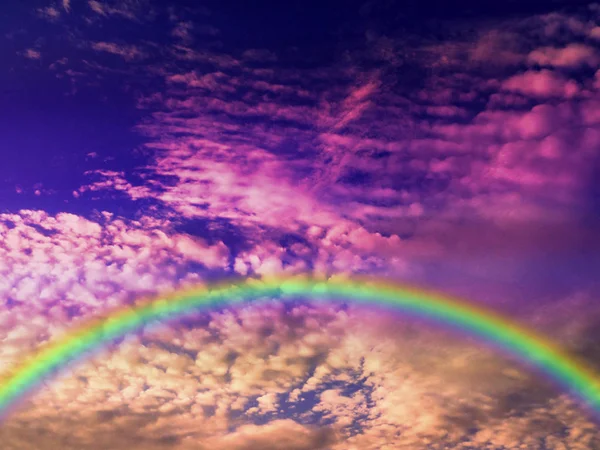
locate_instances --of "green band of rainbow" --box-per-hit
[1,276,600,420]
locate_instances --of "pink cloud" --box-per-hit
[88,0,106,15]
[502,69,579,98]
[589,26,600,40]
[319,78,380,131]
[80,170,150,199]
[24,49,41,60]
[486,92,530,109]
[468,29,525,67]
[87,0,153,22]
[517,104,560,140]
[581,99,600,126]
[528,43,599,69]
[36,5,61,22]
[425,105,469,117]
[168,71,239,93]
[91,42,147,61]
[67,4,600,275]
[0,209,232,352]
[169,45,241,68]
[171,21,194,42]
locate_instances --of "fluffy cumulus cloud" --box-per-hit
[3,0,600,449]
[501,69,580,98]
[528,43,599,69]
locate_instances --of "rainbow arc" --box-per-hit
[1,275,599,420]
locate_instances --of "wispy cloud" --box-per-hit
[87,0,154,22]
[91,41,147,61]
[37,5,61,22]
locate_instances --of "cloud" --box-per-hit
[469,29,526,67]
[581,98,600,126]
[91,42,147,61]
[538,12,591,38]
[528,43,599,69]
[12,2,600,448]
[167,71,240,92]
[248,392,279,414]
[1,208,599,449]
[87,0,154,22]
[205,420,337,450]
[80,18,598,242]
[318,77,380,132]
[425,105,469,118]
[78,170,150,199]
[4,276,599,449]
[0,210,230,345]
[171,21,194,42]
[502,69,579,98]
[37,5,61,22]
[590,26,600,41]
[88,0,107,15]
[24,49,41,60]
[63,9,600,294]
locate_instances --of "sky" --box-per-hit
[1,0,600,448]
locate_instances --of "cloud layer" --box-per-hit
[3,0,600,448]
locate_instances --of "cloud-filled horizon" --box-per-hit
[1,0,600,448]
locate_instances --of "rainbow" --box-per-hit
[1,275,600,421]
